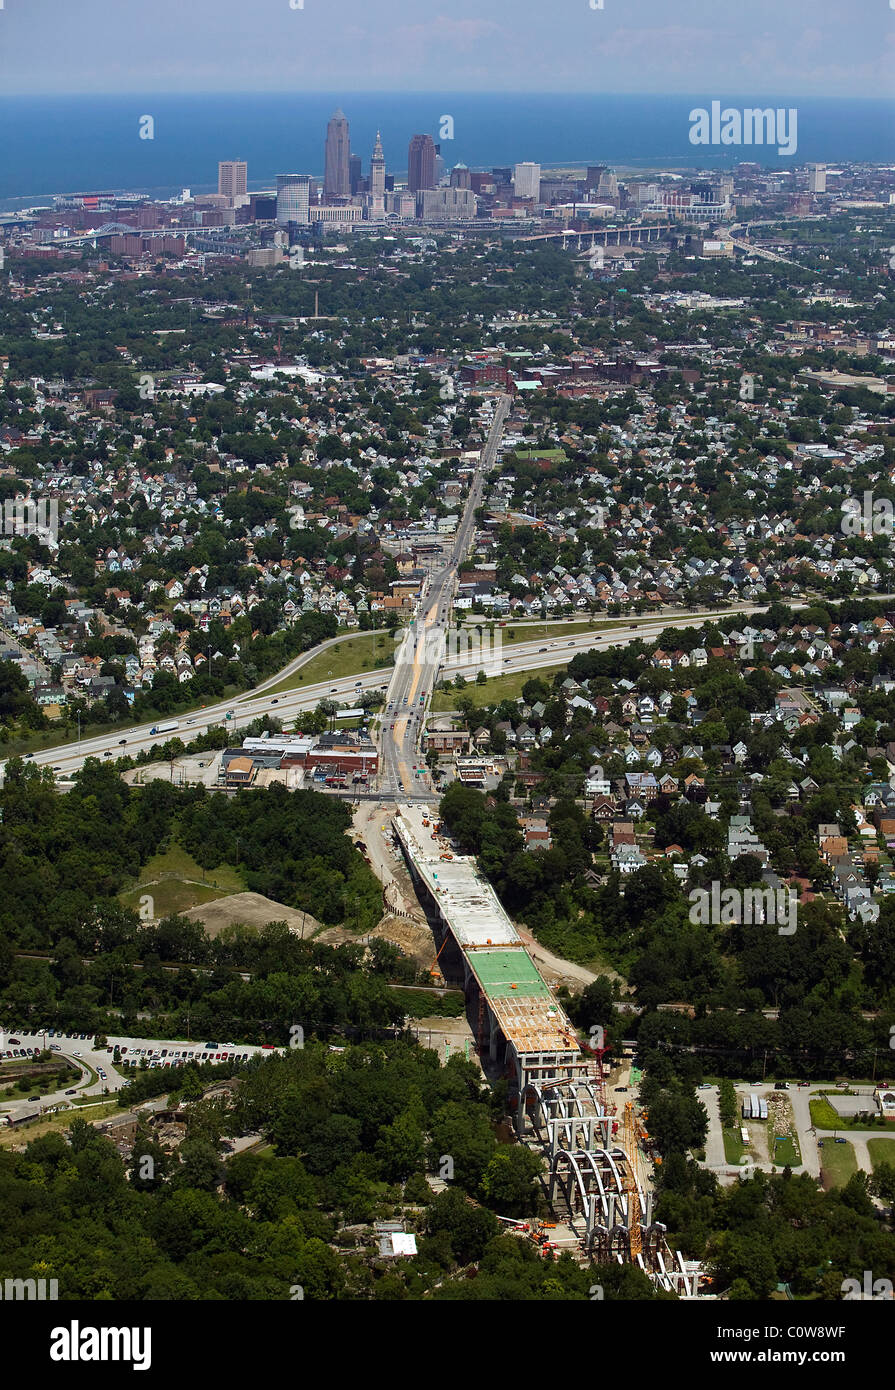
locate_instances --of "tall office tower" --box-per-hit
[218,160,247,200]
[434,147,446,183]
[276,174,310,226]
[597,168,618,200]
[450,163,471,190]
[324,109,350,199]
[807,162,826,193]
[370,130,386,218]
[349,153,362,195]
[513,162,541,202]
[585,165,606,191]
[407,133,436,193]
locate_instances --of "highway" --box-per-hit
[378,393,511,799]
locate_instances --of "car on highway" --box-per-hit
[355,682,362,688]
[538,647,547,653]
[118,739,127,746]
[330,688,338,693]
[103,750,111,757]
[25,752,33,759]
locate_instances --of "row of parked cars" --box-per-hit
[126,1043,253,1068]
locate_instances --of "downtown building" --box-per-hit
[276,174,311,226]
[218,160,247,201]
[407,133,436,193]
[324,109,351,200]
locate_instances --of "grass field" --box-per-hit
[431,664,560,712]
[258,631,395,697]
[819,1140,858,1187]
[722,1128,749,1164]
[810,1096,881,1131]
[770,1134,802,1167]
[120,842,244,918]
[867,1137,895,1169]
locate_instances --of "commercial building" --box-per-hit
[417,187,477,222]
[276,174,310,226]
[218,160,247,200]
[324,109,351,200]
[407,134,436,193]
[370,130,386,219]
[513,162,541,202]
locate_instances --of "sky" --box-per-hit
[0,0,893,98]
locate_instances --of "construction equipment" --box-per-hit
[429,934,450,983]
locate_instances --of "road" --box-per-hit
[377,393,511,800]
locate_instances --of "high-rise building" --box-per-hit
[324,109,350,200]
[276,174,310,226]
[407,134,436,193]
[450,164,471,190]
[349,153,362,196]
[218,160,247,200]
[513,162,541,202]
[807,163,827,194]
[370,130,386,219]
[585,166,606,191]
[597,168,618,201]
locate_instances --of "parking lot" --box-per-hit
[0,1027,283,1123]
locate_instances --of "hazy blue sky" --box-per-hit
[0,0,892,97]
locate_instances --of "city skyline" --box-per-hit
[0,0,892,98]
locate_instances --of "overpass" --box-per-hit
[513,224,673,248]
[392,800,699,1292]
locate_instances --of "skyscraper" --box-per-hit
[218,160,247,199]
[513,162,541,202]
[349,153,362,196]
[407,134,436,193]
[324,109,350,200]
[807,163,827,193]
[276,174,310,226]
[370,130,386,219]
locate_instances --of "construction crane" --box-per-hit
[429,934,449,983]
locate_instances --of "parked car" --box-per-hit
[774,1081,788,1090]
[65,1089,77,1096]
[835,1137,847,1144]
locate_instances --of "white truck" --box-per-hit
[149,720,180,736]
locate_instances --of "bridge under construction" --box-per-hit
[392,801,699,1295]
